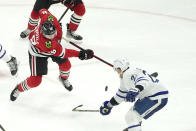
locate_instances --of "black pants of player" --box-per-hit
[33,0,60,12]
[29,52,68,76]
[33,0,83,12]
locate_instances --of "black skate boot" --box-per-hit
[20,29,31,38]
[123,128,128,131]
[7,56,18,76]
[59,76,73,91]
[66,24,83,43]
[10,85,20,101]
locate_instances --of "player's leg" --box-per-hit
[124,107,142,131]
[51,56,72,91]
[0,44,18,76]
[134,97,168,120]
[58,59,73,91]
[10,54,48,101]
[20,0,52,38]
[65,0,85,43]
[124,97,168,131]
[10,76,42,101]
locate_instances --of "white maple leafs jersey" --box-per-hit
[114,67,168,104]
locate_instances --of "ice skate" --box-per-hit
[65,24,83,44]
[10,85,20,101]
[59,76,73,91]
[20,29,31,38]
[7,56,18,76]
[123,128,128,131]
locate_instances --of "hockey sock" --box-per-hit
[69,3,85,31]
[59,60,71,79]
[18,76,42,92]
[28,10,40,30]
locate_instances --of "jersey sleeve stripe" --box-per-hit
[118,89,128,93]
[116,93,126,99]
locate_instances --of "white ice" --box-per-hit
[0,0,196,131]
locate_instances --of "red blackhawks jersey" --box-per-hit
[28,9,79,58]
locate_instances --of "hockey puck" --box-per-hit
[151,72,158,77]
[105,86,108,91]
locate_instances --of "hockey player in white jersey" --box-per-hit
[100,58,168,131]
[0,43,18,76]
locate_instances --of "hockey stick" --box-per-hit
[72,104,99,112]
[58,0,75,22]
[58,6,70,22]
[62,38,114,67]
[0,124,5,131]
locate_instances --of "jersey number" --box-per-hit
[142,70,159,83]
[50,49,56,54]
[30,35,37,46]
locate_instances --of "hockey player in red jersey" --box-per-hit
[20,0,85,43]
[10,9,94,101]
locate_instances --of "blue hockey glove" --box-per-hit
[100,101,113,115]
[126,91,139,102]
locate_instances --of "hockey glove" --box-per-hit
[125,91,139,102]
[61,0,75,10]
[79,49,94,60]
[100,101,113,115]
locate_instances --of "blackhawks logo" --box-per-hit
[45,41,52,48]
[48,15,54,21]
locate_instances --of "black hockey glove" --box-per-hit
[79,49,94,60]
[61,0,83,10]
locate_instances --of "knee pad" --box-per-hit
[74,3,85,16]
[30,10,40,19]
[27,76,42,88]
[125,107,142,126]
[59,59,71,71]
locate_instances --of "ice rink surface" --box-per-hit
[0,0,196,131]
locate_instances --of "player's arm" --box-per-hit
[52,42,94,60]
[99,84,128,116]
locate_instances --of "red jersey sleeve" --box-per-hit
[51,41,79,58]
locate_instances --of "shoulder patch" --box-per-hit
[48,15,54,21]
[45,41,52,48]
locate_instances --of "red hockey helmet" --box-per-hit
[41,21,57,39]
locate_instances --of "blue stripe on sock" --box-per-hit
[0,50,6,59]
[128,123,141,129]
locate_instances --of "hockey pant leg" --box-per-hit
[69,2,85,31]
[125,107,142,131]
[58,59,71,79]
[134,97,168,119]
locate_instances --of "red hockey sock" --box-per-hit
[28,10,40,30]
[59,60,71,79]
[69,3,85,31]
[18,76,42,92]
